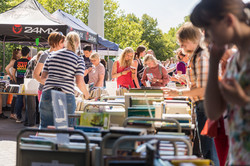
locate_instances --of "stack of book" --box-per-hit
[5,84,20,93]
[0,81,7,92]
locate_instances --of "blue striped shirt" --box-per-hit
[43,49,85,94]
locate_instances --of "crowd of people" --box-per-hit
[0,0,249,165]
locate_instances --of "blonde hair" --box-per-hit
[90,52,100,61]
[176,22,202,44]
[119,47,134,67]
[65,32,80,53]
[144,54,158,65]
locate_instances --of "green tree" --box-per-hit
[0,0,12,13]
[163,15,191,59]
[7,0,89,23]
[39,0,89,24]
[140,14,169,60]
[103,0,144,50]
[2,0,191,63]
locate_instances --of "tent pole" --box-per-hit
[107,48,110,81]
[107,47,110,63]
[2,35,6,73]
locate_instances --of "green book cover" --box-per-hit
[80,112,110,129]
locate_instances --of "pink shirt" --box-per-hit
[141,64,169,87]
[88,63,105,87]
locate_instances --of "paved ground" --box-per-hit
[0,110,38,166]
[0,140,16,166]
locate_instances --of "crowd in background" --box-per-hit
[0,0,250,165]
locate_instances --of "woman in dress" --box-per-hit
[191,0,250,164]
[112,47,140,89]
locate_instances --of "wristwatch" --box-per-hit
[178,91,183,96]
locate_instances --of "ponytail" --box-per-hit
[134,52,139,59]
[134,45,146,59]
[65,32,80,53]
[69,36,76,53]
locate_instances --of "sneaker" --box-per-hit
[16,118,23,123]
[0,113,8,119]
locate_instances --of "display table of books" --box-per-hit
[0,78,38,96]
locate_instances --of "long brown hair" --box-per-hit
[190,0,250,28]
[11,48,20,60]
[134,45,146,59]
[119,47,134,67]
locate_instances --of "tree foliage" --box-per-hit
[1,0,191,69]
[140,14,168,60]
[103,0,144,49]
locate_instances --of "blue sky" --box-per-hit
[117,0,249,33]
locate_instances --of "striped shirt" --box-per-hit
[43,49,85,95]
[187,47,209,102]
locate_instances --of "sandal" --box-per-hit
[10,114,17,120]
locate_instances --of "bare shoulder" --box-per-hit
[133,60,138,66]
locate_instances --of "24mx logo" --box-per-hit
[12,25,23,34]
[24,27,58,34]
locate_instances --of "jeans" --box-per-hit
[15,95,24,119]
[10,80,17,114]
[10,96,17,114]
[39,89,76,128]
[195,101,219,166]
[24,96,37,125]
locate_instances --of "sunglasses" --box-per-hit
[13,48,20,51]
[57,31,64,36]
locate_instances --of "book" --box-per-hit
[80,112,110,129]
[109,127,147,135]
[20,143,53,150]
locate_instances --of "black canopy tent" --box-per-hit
[0,0,98,43]
[0,0,98,70]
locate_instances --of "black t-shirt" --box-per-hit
[137,59,144,80]
[83,55,92,84]
[83,55,92,69]
[13,58,29,85]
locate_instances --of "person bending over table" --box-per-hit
[141,54,170,87]
[39,32,89,128]
[112,47,140,89]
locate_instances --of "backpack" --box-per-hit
[146,64,163,78]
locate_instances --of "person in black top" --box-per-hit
[134,45,146,87]
[83,45,93,84]
[13,46,30,122]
